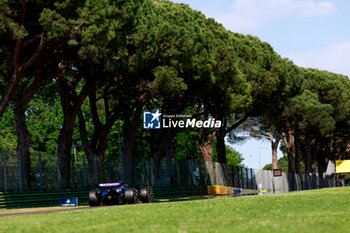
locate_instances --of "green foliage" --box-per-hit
[211,140,244,166]
[26,92,63,154]
[225,146,244,167]
[40,8,70,39]
[106,121,122,155]
[285,90,335,136]
[0,107,16,152]
[152,66,188,98]
[174,130,201,160]
[263,156,305,173]
[263,156,289,172]
[0,0,349,179]
[0,0,28,39]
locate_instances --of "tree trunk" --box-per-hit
[317,149,325,178]
[165,135,175,159]
[123,106,142,185]
[198,127,216,185]
[77,107,111,186]
[311,138,317,175]
[198,123,217,163]
[13,98,31,190]
[85,152,104,187]
[0,32,45,117]
[85,153,95,186]
[216,114,249,164]
[56,72,95,189]
[123,131,135,185]
[152,155,161,185]
[216,126,227,164]
[294,126,301,174]
[57,118,74,189]
[151,131,172,184]
[271,142,279,170]
[199,141,214,162]
[165,137,176,185]
[304,136,312,174]
[283,126,295,173]
[96,138,108,183]
[271,133,281,170]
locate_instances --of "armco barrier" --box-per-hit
[0,184,265,209]
[0,190,88,209]
[149,186,202,201]
[0,186,203,209]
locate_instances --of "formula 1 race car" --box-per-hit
[88,182,151,206]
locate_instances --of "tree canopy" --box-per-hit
[0,0,349,189]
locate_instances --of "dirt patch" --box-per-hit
[0,206,95,218]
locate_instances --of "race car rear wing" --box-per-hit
[98,182,122,188]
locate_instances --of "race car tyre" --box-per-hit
[140,187,151,203]
[125,188,137,204]
[88,190,100,207]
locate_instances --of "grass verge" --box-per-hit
[0,187,349,233]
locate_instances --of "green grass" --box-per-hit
[1,187,350,233]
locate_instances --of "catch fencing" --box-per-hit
[254,169,345,194]
[0,151,346,193]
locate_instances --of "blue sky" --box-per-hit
[172,0,350,168]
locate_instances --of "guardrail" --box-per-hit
[0,186,204,209]
[0,190,89,209]
[149,186,203,202]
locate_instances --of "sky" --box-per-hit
[172,0,350,169]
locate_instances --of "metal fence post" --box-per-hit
[108,154,111,183]
[231,165,235,187]
[150,157,154,186]
[245,167,249,189]
[174,159,179,186]
[94,154,98,185]
[142,157,145,185]
[3,151,7,192]
[236,166,240,188]
[71,155,75,189]
[250,168,254,190]
[198,160,202,186]
[240,167,244,188]
[17,151,23,192]
[118,121,124,183]
[120,155,124,183]
[83,154,87,189]
[57,153,61,190]
[194,160,198,185]
[207,161,211,186]
[39,152,43,191]
[158,158,162,186]
[133,156,137,185]
[165,158,169,183]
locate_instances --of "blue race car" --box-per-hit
[88,182,151,206]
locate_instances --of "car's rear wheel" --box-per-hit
[88,190,100,207]
[125,188,137,204]
[140,187,151,203]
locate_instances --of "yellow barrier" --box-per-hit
[207,185,259,195]
[207,185,233,195]
[336,160,350,173]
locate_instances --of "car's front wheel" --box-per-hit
[88,190,100,207]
